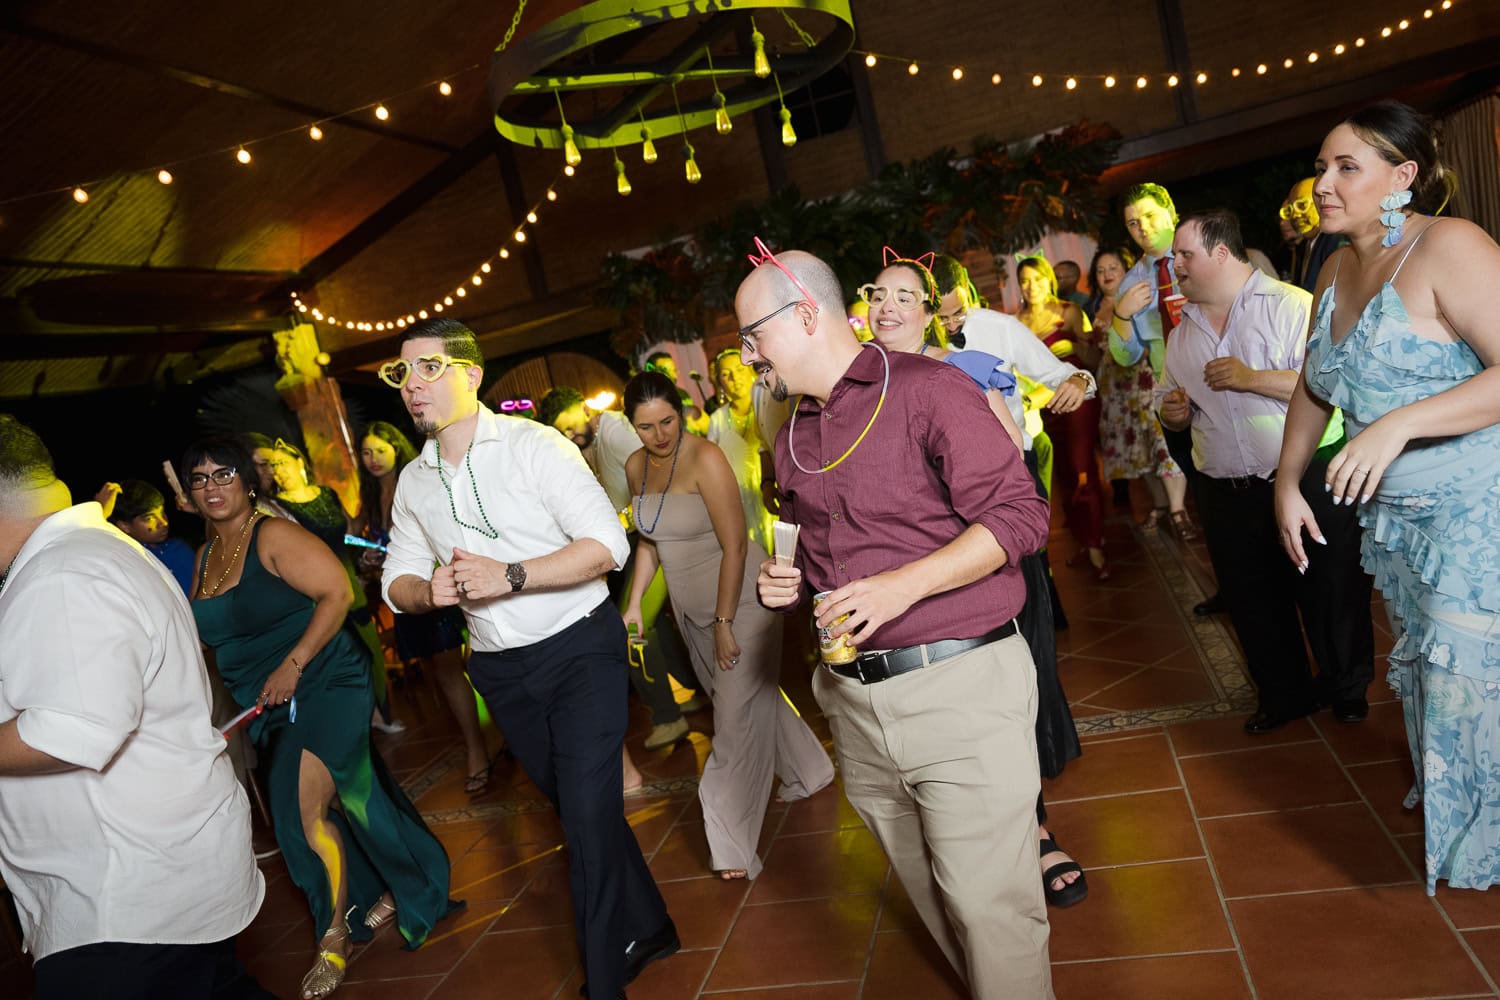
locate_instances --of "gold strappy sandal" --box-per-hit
[300,922,350,999]
[364,895,397,932]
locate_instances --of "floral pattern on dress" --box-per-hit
[1097,354,1181,481]
[1304,279,1500,893]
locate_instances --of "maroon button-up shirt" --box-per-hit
[773,345,1050,649]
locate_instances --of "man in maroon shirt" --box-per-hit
[739,248,1055,999]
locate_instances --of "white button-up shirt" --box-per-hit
[1163,268,1341,479]
[382,406,631,651]
[955,308,1093,450]
[585,410,641,512]
[0,503,264,960]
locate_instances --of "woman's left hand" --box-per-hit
[1325,414,1410,506]
[714,622,741,671]
[259,660,301,708]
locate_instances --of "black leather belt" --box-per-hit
[826,620,1019,685]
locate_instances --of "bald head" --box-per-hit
[734,249,864,405]
[1285,177,1319,236]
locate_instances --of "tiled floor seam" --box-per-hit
[1174,738,1324,760]
[1160,725,1261,1000]
[1196,798,1365,821]
[1046,785,1184,806]
[854,866,896,1000]
[1304,707,1500,998]
[1050,946,1240,966]
[693,797,795,997]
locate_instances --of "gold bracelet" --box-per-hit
[713,616,733,626]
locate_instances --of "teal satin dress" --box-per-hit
[192,519,459,945]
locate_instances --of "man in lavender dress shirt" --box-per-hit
[739,248,1055,999]
[1158,210,1373,734]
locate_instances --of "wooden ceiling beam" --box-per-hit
[2,17,459,154]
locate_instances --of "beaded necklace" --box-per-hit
[200,511,261,597]
[634,430,683,535]
[787,344,891,475]
[433,438,500,539]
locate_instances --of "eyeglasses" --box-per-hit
[938,306,969,331]
[188,468,239,490]
[858,284,925,311]
[378,354,476,389]
[738,300,808,353]
[1279,197,1314,220]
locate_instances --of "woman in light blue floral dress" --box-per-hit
[1275,100,1500,893]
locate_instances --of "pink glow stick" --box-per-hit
[218,704,263,738]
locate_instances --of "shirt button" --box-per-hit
[831,512,840,521]
[823,411,832,420]
[837,562,846,571]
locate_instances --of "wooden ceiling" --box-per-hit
[2,0,1498,398]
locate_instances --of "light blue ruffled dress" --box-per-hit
[1304,226,1500,893]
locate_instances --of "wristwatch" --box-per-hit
[506,561,527,593]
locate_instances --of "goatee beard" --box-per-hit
[412,414,438,435]
[770,375,789,402]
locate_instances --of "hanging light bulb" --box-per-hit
[514,230,527,243]
[865,53,877,68]
[156,169,174,184]
[683,141,702,184]
[374,104,390,121]
[1066,77,1078,90]
[1168,74,1180,86]
[714,92,732,135]
[526,210,538,224]
[615,151,632,196]
[908,61,919,76]
[72,186,89,204]
[563,164,575,177]
[638,111,659,163]
[1195,71,1208,84]
[751,18,770,78]
[1103,76,1115,88]
[499,248,510,259]
[472,274,483,285]
[438,81,453,97]
[545,188,557,201]
[236,146,252,164]
[481,262,492,273]
[308,124,324,141]
[780,107,797,147]
[561,124,582,167]
[1232,67,1242,76]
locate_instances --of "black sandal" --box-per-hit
[1040,836,1089,908]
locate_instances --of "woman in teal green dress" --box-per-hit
[184,436,458,999]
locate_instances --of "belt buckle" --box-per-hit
[853,651,886,684]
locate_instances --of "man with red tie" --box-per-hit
[1109,182,1204,547]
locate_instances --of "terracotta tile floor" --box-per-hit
[4,499,1498,998]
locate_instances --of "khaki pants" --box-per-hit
[812,632,1053,1000]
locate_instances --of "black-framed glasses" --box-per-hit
[938,305,969,331]
[378,354,476,389]
[738,300,805,353]
[1279,197,1314,220]
[188,468,239,490]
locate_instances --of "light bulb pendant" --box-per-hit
[641,126,658,164]
[561,123,582,167]
[779,107,797,148]
[684,143,702,184]
[751,25,770,79]
[615,157,632,197]
[715,105,732,136]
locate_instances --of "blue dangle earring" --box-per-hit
[1380,190,1413,248]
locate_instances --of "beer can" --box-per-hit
[812,591,858,665]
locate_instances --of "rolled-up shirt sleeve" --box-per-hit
[923,366,1051,563]
[381,476,435,610]
[9,570,146,771]
[1003,320,1089,396]
[530,426,630,570]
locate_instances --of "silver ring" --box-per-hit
[1355,467,1370,474]
[731,658,738,665]
[458,581,467,595]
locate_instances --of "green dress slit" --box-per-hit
[192,519,460,947]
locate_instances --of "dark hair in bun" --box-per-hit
[1343,99,1458,215]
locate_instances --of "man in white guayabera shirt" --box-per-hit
[0,415,267,1000]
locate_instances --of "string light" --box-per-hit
[991,73,1002,85]
[1168,74,1179,86]
[374,104,390,121]
[308,125,324,141]
[526,210,538,223]
[563,164,575,177]
[235,147,251,164]
[1103,76,1114,88]
[1232,67,1242,76]
[1334,43,1346,54]
[908,61,919,76]
[1066,77,1077,90]
[438,81,453,96]
[1356,37,1367,46]
[72,187,88,204]
[1284,57,1295,68]
[480,262,491,273]
[499,248,509,259]
[546,189,557,201]
[1381,25,1392,36]
[1196,71,1208,84]
[514,229,527,242]
[471,274,483,285]
[1031,74,1043,87]
[952,67,963,81]
[1136,76,1148,88]
[157,169,173,184]
[1308,51,1319,62]
[1399,18,1410,28]
[865,53,876,68]
[1257,63,1268,74]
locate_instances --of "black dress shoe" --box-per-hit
[1194,592,1226,617]
[1243,711,1286,735]
[623,918,680,985]
[1332,698,1369,723]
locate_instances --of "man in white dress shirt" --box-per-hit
[380,321,676,999]
[1157,211,1373,735]
[706,349,776,555]
[0,415,268,999]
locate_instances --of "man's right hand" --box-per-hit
[1116,281,1153,320]
[758,558,802,609]
[1159,387,1192,430]
[430,564,462,607]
